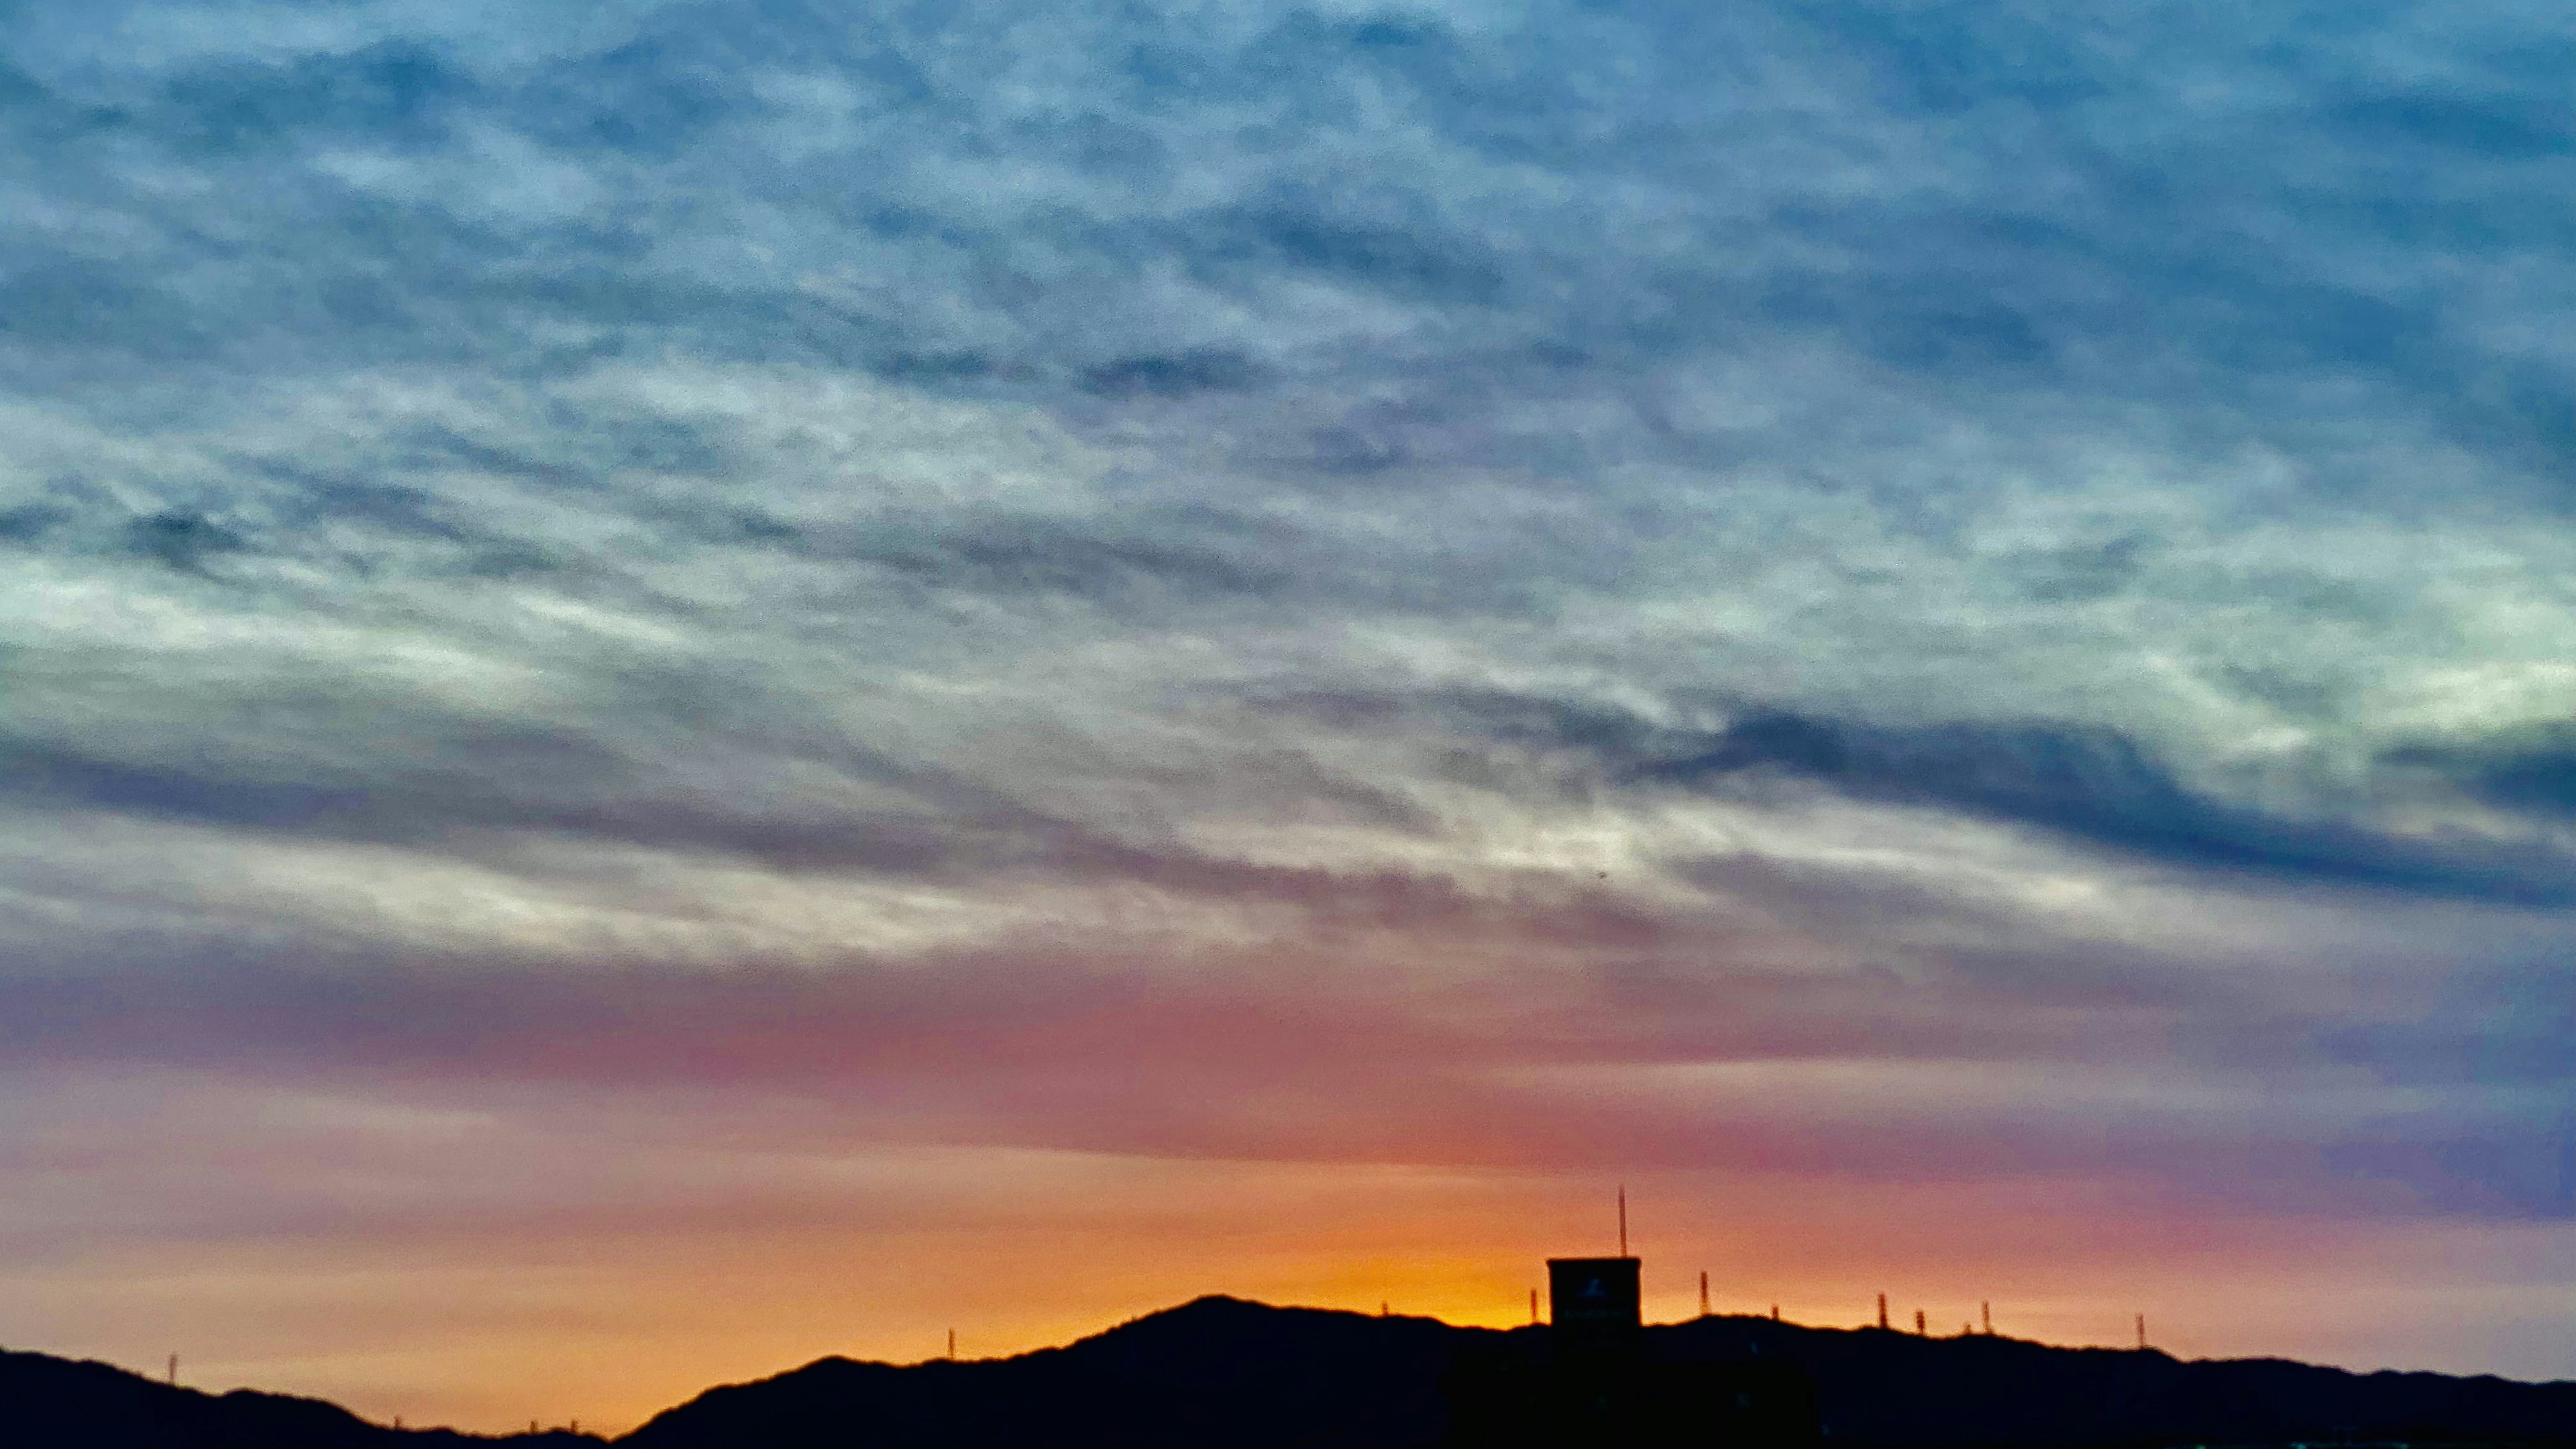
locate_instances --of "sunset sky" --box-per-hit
[1,0,2569,1434]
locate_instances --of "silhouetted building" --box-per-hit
[1446,1256,1819,1449]
[1547,1257,1641,1358]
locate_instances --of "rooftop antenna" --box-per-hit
[1617,1184,1628,1257]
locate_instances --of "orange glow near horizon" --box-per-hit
[17,1148,2569,1435]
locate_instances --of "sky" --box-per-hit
[0,0,2569,1434]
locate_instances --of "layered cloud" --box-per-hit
[0,0,2569,1427]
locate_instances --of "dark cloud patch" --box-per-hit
[0,733,625,841]
[0,715,1439,885]
[1352,690,2573,906]
[125,509,246,572]
[0,261,206,356]
[384,425,608,490]
[1191,195,1509,307]
[1648,711,2574,905]
[0,502,67,543]
[515,37,740,160]
[0,739,947,875]
[1078,346,1261,398]
[269,479,479,544]
[2386,724,2576,819]
[153,40,471,155]
[6,747,370,830]
[2330,88,2573,163]
[837,511,1293,606]
[2010,535,2153,602]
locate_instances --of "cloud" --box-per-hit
[1642,710,2575,905]
[2385,721,2576,819]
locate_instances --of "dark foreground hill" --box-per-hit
[624,1298,2576,1449]
[9,1298,2573,1448]
[0,1346,600,1448]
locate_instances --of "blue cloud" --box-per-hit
[1646,711,2575,906]
[2387,724,2576,819]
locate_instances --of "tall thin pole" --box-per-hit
[1877,1293,1888,1330]
[167,1354,177,1386]
[1982,1301,1992,1335]
[1617,1184,1627,1257]
[2136,1314,2145,1350]
[1699,1270,1709,1316]
[1530,1288,1539,1325]
[947,1328,956,1360]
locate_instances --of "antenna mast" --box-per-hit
[1617,1184,1627,1257]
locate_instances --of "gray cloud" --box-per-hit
[1647,710,2575,905]
[2386,722,2576,819]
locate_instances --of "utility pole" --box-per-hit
[2136,1314,2146,1350]
[1982,1301,1992,1335]
[1529,1288,1539,1325]
[166,1354,177,1386]
[1877,1293,1888,1330]
[1699,1271,1710,1316]
[947,1328,956,1360]
[1617,1184,1628,1257]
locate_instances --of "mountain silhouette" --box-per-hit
[0,1345,600,1446]
[9,1298,2572,1448]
